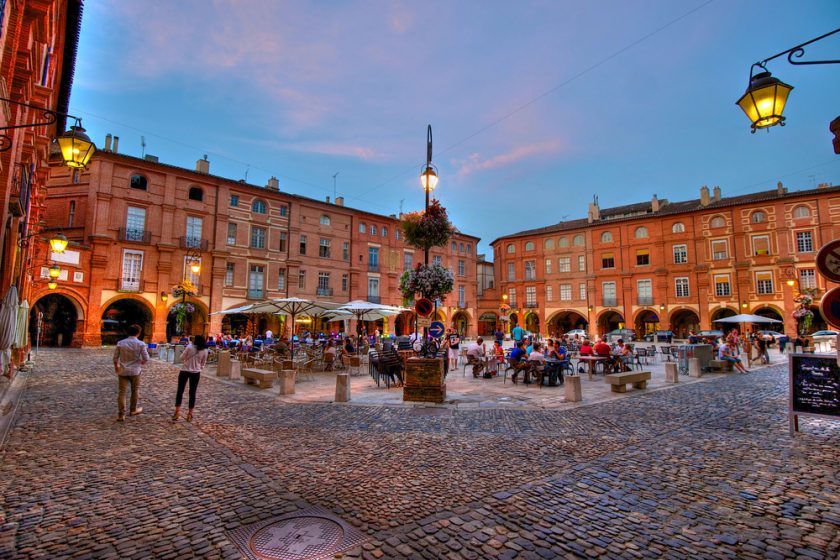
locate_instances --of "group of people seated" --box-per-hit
[578,338,635,373]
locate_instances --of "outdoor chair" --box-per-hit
[465,354,485,378]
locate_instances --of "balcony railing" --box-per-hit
[316,287,333,296]
[524,302,538,308]
[120,228,152,243]
[368,263,379,272]
[180,236,208,250]
[602,297,618,307]
[119,278,143,292]
[247,288,265,300]
[367,295,381,304]
[637,296,654,306]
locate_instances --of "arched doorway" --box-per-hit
[508,313,519,330]
[30,294,78,347]
[710,307,736,333]
[547,311,588,336]
[524,312,539,334]
[634,310,660,338]
[221,313,250,337]
[477,313,497,336]
[166,300,207,341]
[754,306,784,333]
[452,311,470,336]
[669,309,700,338]
[807,305,827,334]
[101,298,153,344]
[394,312,417,336]
[598,311,624,336]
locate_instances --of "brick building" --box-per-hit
[478,183,840,339]
[35,144,480,346]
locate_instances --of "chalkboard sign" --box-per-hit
[788,353,840,435]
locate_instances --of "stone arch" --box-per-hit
[753,306,784,332]
[451,311,471,336]
[597,310,624,336]
[669,308,700,338]
[546,310,588,336]
[710,306,737,327]
[30,293,83,347]
[100,296,155,344]
[477,312,498,337]
[394,311,417,336]
[524,311,540,334]
[165,297,208,341]
[634,309,660,338]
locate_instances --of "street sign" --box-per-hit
[417,316,431,328]
[429,321,445,338]
[816,240,840,283]
[819,286,840,329]
[415,298,434,317]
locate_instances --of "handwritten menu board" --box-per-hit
[789,354,840,434]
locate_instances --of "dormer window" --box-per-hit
[188,186,204,201]
[130,174,147,190]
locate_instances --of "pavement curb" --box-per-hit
[0,369,29,449]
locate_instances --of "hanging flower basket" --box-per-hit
[400,264,454,301]
[169,302,195,335]
[400,200,455,250]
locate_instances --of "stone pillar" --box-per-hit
[279,370,296,395]
[564,375,582,402]
[665,362,679,383]
[688,358,702,378]
[334,372,350,402]
[173,345,184,364]
[217,351,231,377]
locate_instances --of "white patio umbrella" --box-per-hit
[713,314,783,324]
[334,300,406,351]
[0,286,19,377]
[14,299,29,350]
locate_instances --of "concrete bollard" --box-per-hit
[665,362,679,383]
[688,357,702,378]
[564,374,582,403]
[217,351,231,377]
[335,372,351,402]
[785,342,794,354]
[795,345,803,354]
[229,360,241,380]
[278,369,296,395]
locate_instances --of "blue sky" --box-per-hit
[71,1,840,254]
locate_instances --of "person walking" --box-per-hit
[113,324,149,422]
[172,335,209,422]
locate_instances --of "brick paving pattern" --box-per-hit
[0,349,837,559]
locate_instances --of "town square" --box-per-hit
[0,1,838,559]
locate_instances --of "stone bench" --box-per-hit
[242,368,275,389]
[605,371,651,393]
[708,360,733,373]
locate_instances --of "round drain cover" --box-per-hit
[248,516,344,560]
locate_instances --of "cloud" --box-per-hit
[454,140,564,177]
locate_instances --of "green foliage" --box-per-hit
[400,200,455,250]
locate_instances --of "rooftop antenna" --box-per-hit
[244,166,249,182]
[332,172,340,200]
[140,136,146,158]
[399,198,404,215]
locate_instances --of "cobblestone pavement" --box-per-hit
[0,349,837,559]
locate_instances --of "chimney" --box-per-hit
[196,155,209,174]
[335,196,344,207]
[587,198,600,223]
[713,185,721,201]
[326,196,331,204]
[104,133,112,152]
[144,154,159,163]
[266,176,279,191]
[817,182,831,189]
[700,185,710,206]
[651,194,660,213]
[112,136,119,153]
[777,181,786,195]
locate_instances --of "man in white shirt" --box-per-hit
[265,329,273,341]
[466,337,486,378]
[112,324,149,422]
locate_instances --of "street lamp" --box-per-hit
[160,291,168,303]
[48,233,69,253]
[47,281,57,290]
[737,27,840,133]
[48,264,61,279]
[419,124,438,266]
[741,301,749,309]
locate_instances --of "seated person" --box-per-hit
[579,339,594,356]
[508,341,528,383]
[493,340,506,361]
[526,342,547,383]
[719,340,748,373]
[466,337,486,378]
[323,340,337,370]
[612,339,633,372]
[593,338,612,357]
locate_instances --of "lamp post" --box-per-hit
[419,124,439,266]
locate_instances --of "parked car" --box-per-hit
[698,330,724,343]
[565,329,588,339]
[756,330,784,342]
[811,330,839,338]
[605,328,636,342]
[644,330,674,343]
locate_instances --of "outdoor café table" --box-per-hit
[541,359,566,386]
[575,355,609,380]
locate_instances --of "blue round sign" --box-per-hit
[429,321,445,339]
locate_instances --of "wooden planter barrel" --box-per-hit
[403,357,446,403]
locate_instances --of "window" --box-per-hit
[756,271,774,295]
[525,241,535,251]
[224,262,234,286]
[343,242,350,261]
[368,277,380,298]
[184,256,201,290]
[318,272,330,293]
[466,244,472,254]
[636,250,650,266]
[320,214,331,226]
[579,283,587,300]
[796,231,814,253]
[368,247,380,271]
[601,253,615,269]
[711,240,728,260]
[508,288,516,306]
[578,255,585,272]
[68,200,76,227]
[279,232,287,252]
[544,238,554,250]
[544,258,552,275]
[279,206,287,217]
[121,250,143,291]
[675,277,689,298]
[459,243,464,253]
[319,239,330,258]
[602,282,616,305]
[451,241,457,251]
[404,252,413,271]
[299,235,307,255]
[793,205,810,219]
[524,261,536,280]
[395,229,401,240]
[72,169,80,184]
[370,225,378,236]
[637,279,652,304]
[298,270,306,289]
[573,234,584,246]
[341,274,348,292]
[382,226,387,237]
[252,199,266,214]
[188,186,203,201]
[277,269,286,291]
[507,262,515,281]
[800,269,816,289]
[559,284,572,301]
[710,216,726,228]
[433,255,442,266]
[714,275,731,297]
[359,223,366,233]
[752,235,771,256]
[248,265,265,299]
[458,260,465,276]
[507,244,515,254]
[634,226,649,239]
[546,285,554,301]
[601,232,613,243]
[185,216,203,246]
[230,194,239,207]
[458,285,465,307]
[558,237,569,248]
[125,207,146,241]
[250,226,266,249]
[672,222,685,233]
[525,286,537,306]
[751,211,766,223]
[129,174,147,190]
[673,244,688,264]
[227,223,237,245]
[558,257,570,272]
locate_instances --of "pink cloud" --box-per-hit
[454,140,564,177]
